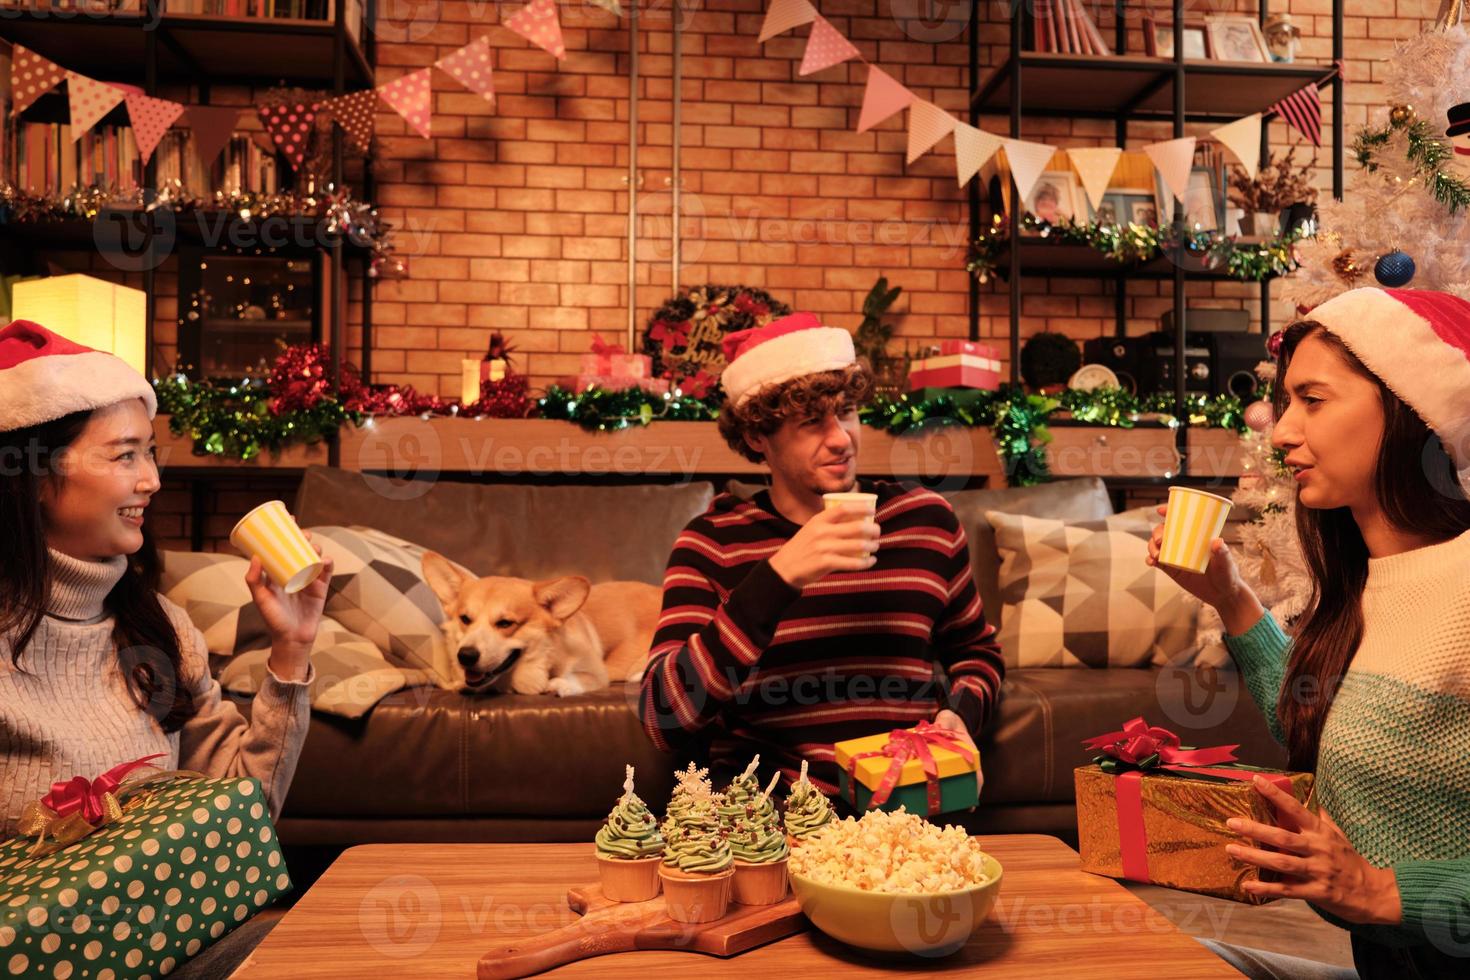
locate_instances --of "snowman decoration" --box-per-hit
[1449,101,1470,180]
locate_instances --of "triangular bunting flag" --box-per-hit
[435,36,495,103]
[11,45,67,115]
[1210,113,1263,180]
[1269,83,1322,147]
[587,0,622,13]
[1001,137,1058,201]
[1068,146,1123,211]
[906,101,957,165]
[257,100,320,170]
[505,0,566,61]
[321,89,378,154]
[759,0,817,43]
[123,92,185,164]
[185,105,243,166]
[1144,136,1197,204]
[66,72,126,139]
[799,15,860,76]
[857,65,914,133]
[377,67,432,139]
[954,123,1003,187]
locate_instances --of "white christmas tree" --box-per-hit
[1201,15,1470,648]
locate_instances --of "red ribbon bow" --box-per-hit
[846,721,977,814]
[589,333,625,357]
[1082,716,1239,769]
[41,753,167,826]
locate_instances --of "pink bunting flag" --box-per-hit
[66,72,126,138]
[799,15,860,76]
[857,65,914,133]
[906,100,957,165]
[321,89,378,154]
[435,36,495,103]
[759,0,817,43]
[377,67,433,140]
[505,0,566,61]
[1001,137,1059,201]
[185,105,243,166]
[124,93,185,164]
[257,100,320,170]
[11,45,67,115]
[954,123,1003,187]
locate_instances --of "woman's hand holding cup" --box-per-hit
[1146,499,1264,637]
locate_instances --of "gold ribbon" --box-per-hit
[16,768,205,859]
[1438,0,1465,29]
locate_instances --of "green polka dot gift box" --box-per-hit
[0,776,290,979]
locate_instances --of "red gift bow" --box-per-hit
[1082,719,1291,885]
[589,333,626,357]
[41,753,167,827]
[1082,716,1240,769]
[845,721,977,814]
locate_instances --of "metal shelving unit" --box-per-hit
[965,0,1344,440]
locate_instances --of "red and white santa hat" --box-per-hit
[719,311,855,408]
[0,320,157,433]
[1303,287,1470,495]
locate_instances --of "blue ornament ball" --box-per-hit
[1374,250,1416,287]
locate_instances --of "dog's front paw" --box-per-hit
[547,677,584,697]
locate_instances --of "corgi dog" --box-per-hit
[422,551,662,696]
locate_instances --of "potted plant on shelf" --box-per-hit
[1020,332,1082,395]
[1227,145,1319,238]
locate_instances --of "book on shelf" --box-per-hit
[1032,0,1112,56]
[14,122,140,196]
[154,130,281,196]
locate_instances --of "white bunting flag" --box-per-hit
[1068,146,1123,211]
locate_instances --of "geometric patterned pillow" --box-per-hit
[305,526,475,690]
[216,616,437,719]
[986,508,1201,669]
[159,550,271,656]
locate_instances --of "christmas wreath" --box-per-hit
[643,285,791,399]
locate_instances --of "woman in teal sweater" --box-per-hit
[1147,287,1470,979]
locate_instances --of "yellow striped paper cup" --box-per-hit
[1158,486,1234,573]
[229,500,324,594]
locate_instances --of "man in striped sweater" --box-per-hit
[638,313,1004,797]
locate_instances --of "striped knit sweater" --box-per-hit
[638,479,1004,795]
[1225,528,1470,956]
[1,549,314,839]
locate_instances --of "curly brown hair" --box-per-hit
[717,364,874,464]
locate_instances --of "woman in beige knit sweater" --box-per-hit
[0,319,333,975]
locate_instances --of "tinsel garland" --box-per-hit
[966,215,1303,284]
[860,386,1247,487]
[1354,114,1470,213]
[536,384,722,432]
[154,374,358,462]
[0,180,404,277]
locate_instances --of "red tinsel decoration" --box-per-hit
[465,374,533,419]
[267,343,335,414]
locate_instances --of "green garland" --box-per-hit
[967,215,1303,284]
[1355,114,1470,213]
[153,374,359,462]
[536,385,722,432]
[861,385,1247,487]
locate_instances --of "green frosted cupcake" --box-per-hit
[595,765,665,902]
[783,760,836,844]
[718,756,777,830]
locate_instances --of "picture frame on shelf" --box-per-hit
[1089,190,1159,228]
[1154,166,1226,231]
[1024,170,1081,226]
[1206,15,1272,63]
[1145,15,1210,59]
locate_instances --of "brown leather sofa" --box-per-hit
[236,466,1283,846]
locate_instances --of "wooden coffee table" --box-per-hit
[231,836,1241,977]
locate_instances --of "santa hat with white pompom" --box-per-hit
[0,320,157,432]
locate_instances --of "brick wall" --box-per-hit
[356,0,1440,396]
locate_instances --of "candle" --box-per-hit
[461,359,482,406]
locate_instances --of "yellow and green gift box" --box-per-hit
[1075,717,1316,904]
[834,721,980,816]
[1,754,292,978]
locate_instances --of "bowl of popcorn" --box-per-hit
[787,808,1002,957]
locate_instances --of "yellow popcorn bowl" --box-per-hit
[229,500,324,594]
[787,854,1003,957]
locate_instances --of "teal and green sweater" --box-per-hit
[1224,528,1470,951]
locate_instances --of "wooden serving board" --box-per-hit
[476,882,805,980]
